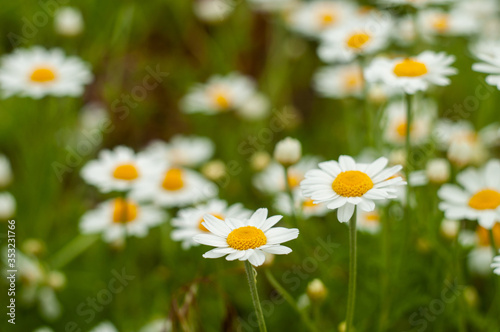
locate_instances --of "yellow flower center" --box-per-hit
[468,189,500,210]
[162,168,184,191]
[332,170,374,197]
[287,173,302,190]
[319,11,336,27]
[477,224,500,247]
[30,67,56,83]
[303,199,316,208]
[345,72,363,90]
[393,58,428,77]
[227,226,267,250]
[112,198,138,223]
[198,213,224,232]
[364,211,380,223]
[211,89,231,110]
[432,15,449,32]
[112,164,139,181]
[396,121,413,137]
[346,32,371,50]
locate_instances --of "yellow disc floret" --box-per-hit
[30,67,56,83]
[162,168,184,191]
[112,198,138,223]
[112,164,139,181]
[393,58,428,77]
[199,213,224,232]
[332,170,374,197]
[468,189,500,210]
[226,226,267,250]
[346,32,371,50]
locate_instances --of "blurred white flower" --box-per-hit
[236,93,270,120]
[426,158,450,184]
[0,154,12,187]
[89,322,119,332]
[492,252,500,275]
[468,246,494,276]
[472,40,500,90]
[0,192,15,219]
[193,0,234,23]
[79,102,109,132]
[54,7,84,36]
[0,47,92,99]
[356,207,381,234]
[194,208,299,266]
[274,137,302,167]
[313,63,364,99]
[274,189,329,218]
[365,51,457,94]
[140,319,173,332]
[440,219,460,239]
[80,197,166,242]
[417,8,479,41]
[171,199,251,249]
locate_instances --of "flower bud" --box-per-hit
[54,7,84,37]
[307,278,327,302]
[426,158,450,184]
[201,160,226,181]
[251,151,271,171]
[274,137,301,167]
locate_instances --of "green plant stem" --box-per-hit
[50,234,98,269]
[264,269,319,332]
[345,214,358,332]
[245,261,267,332]
[489,229,498,256]
[404,92,413,205]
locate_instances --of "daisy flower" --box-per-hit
[356,207,381,234]
[180,73,258,115]
[131,165,218,208]
[194,208,299,266]
[313,63,364,99]
[472,40,500,89]
[288,1,357,39]
[318,17,391,63]
[492,252,500,275]
[274,189,329,218]
[81,146,159,193]
[253,156,319,195]
[80,197,166,242]
[468,246,494,276]
[0,47,92,99]
[144,135,215,167]
[0,192,16,219]
[301,155,406,222]
[365,51,457,94]
[382,98,435,146]
[438,160,500,229]
[417,8,479,41]
[171,199,251,249]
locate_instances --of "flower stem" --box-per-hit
[404,92,413,200]
[50,234,98,269]
[345,213,358,332]
[265,269,319,332]
[489,229,498,256]
[245,261,267,332]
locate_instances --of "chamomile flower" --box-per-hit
[193,0,234,23]
[145,135,215,167]
[356,207,381,234]
[492,252,500,275]
[80,197,166,242]
[313,63,364,99]
[171,199,251,249]
[89,322,118,332]
[254,156,320,195]
[274,189,329,218]
[472,40,500,89]
[0,47,92,99]
[382,98,435,146]
[81,146,159,193]
[438,160,500,229]
[288,1,357,39]
[417,8,479,41]
[131,165,218,208]
[318,17,391,63]
[468,247,494,276]
[193,208,299,267]
[181,73,257,114]
[365,51,457,94]
[301,155,406,222]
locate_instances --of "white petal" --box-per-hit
[193,234,228,247]
[337,203,355,223]
[265,227,299,244]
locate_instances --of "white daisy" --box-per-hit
[356,207,381,234]
[468,246,494,276]
[274,189,329,218]
[171,199,251,249]
[492,251,500,275]
[80,197,166,242]
[181,73,257,114]
[0,47,92,99]
[89,322,118,332]
[193,208,299,267]
[253,156,319,195]
[81,146,160,193]
[382,98,435,146]
[438,160,500,229]
[131,165,218,208]
[313,63,364,99]
[145,135,215,167]
[300,155,406,222]
[288,1,357,39]
[472,40,500,89]
[417,8,479,41]
[318,17,391,63]
[0,192,16,219]
[365,51,457,94]
[54,7,84,36]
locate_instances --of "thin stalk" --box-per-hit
[404,92,413,204]
[345,214,358,332]
[244,261,267,332]
[489,229,498,256]
[50,234,98,269]
[265,269,319,332]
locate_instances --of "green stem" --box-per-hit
[50,234,98,269]
[404,92,413,203]
[489,229,498,256]
[245,261,267,332]
[345,214,358,332]
[264,269,319,332]
[284,167,298,228]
